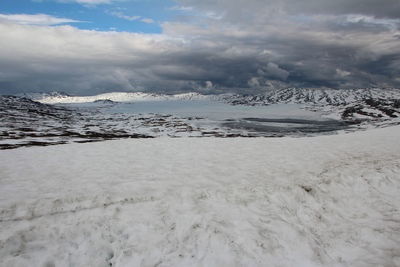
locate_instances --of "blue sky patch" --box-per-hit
[0,0,182,33]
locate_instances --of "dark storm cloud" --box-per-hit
[177,0,400,20]
[0,0,399,95]
[285,0,400,19]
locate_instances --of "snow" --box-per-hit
[1,126,399,266]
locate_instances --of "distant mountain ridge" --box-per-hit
[26,88,400,106]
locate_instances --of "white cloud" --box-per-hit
[336,69,351,78]
[344,15,400,29]
[168,6,194,12]
[109,11,141,21]
[0,13,83,26]
[141,18,155,24]
[248,77,261,88]
[107,11,155,24]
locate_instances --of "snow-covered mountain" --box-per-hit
[33,92,213,104]
[223,87,400,106]
[221,88,400,121]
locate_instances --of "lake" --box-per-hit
[64,100,350,137]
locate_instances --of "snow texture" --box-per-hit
[0,126,399,267]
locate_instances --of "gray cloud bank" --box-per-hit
[0,0,399,95]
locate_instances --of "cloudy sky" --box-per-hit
[0,0,399,95]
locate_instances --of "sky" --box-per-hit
[0,0,399,95]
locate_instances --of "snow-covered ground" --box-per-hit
[1,126,399,267]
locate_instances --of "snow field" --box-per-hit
[0,126,399,266]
